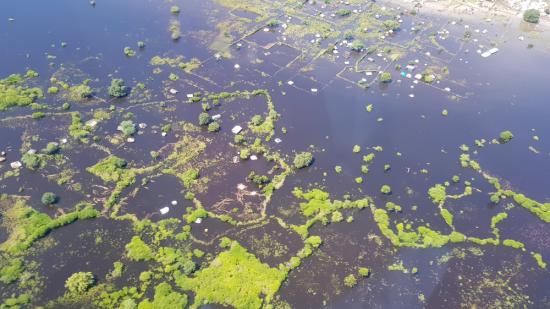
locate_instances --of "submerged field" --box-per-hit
[1,0,550,308]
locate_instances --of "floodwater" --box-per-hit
[1,0,550,308]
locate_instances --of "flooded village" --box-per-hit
[1,0,550,308]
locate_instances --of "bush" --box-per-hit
[208,121,220,132]
[65,272,95,293]
[358,267,370,277]
[250,115,263,126]
[170,5,180,14]
[118,120,136,136]
[523,9,540,23]
[42,142,60,154]
[379,72,392,83]
[31,112,45,119]
[293,152,314,169]
[380,185,392,195]
[344,274,357,287]
[21,153,43,170]
[41,192,58,205]
[499,130,514,143]
[198,112,211,126]
[108,79,129,97]
[350,41,364,52]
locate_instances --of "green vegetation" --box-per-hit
[523,9,540,23]
[499,130,514,143]
[119,120,137,136]
[343,274,357,287]
[293,152,313,169]
[358,267,370,277]
[41,192,58,205]
[65,272,95,293]
[108,78,130,97]
[170,5,180,14]
[208,121,220,132]
[0,199,99,254]
[42,142,60,154]
[126,236,153,261]
[0,73,43,111]
[198,112,211,126]
[178,241,286,308]
[138,282,187,308]
[0,258,24,284]
[124,47,136,57]
[379,72,392,83]
[380,185,391,195]
[21,153,44,170]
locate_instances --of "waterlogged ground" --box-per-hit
[1,0,550,308]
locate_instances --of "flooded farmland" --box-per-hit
[1,0,550,308]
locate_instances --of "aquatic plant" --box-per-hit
[42,142,60,155]
[523,9,540,23]
[293,152,313,169]
[0,258,24,284]
[383,20,400,31]
[380,185,391,195]
[41,192,58,205]
[336,9,352,17]
[108,78,130,98]
[65,272,95,293]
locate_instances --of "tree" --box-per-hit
[250,115,263,126]
[208,121,220,132]
[523,9,540,23]
[499,130,514,143]
[65,272,95,293]
[21,153,42,170]
[379,72,392,83]
[383,20,401,31]
[380,185,392,195]
[42,142,60,154]
[293,152,314,169]
[198,112,211,126]
[118,120,136,136]
[350,41,364,52]
[344,274,357,287]
[108,79,130,98]
[41,192,58,205]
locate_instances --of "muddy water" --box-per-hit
[1,0,550,308]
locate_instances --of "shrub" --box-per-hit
[350,41,364,52]
[358,267,370,277]
[42,142,60,154]
[21,153,43,170]
[31,112,45,119]
[383,20,401,31]
[108,79,130,97]
[125,236,153,261]
[380,185,392,195]
[65,272,95,293]
[208,121,220,132]
[198,112,211,126]
[499,130,514,143]
[118,120,136,136]
[344,274,357,287]
[336,9,352,16]
[41,192,58,205]
[293,152,314,169]
[170,5,180,14]
[250,115,263,126]
[523,9,540,23]
[379,72,392,83]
